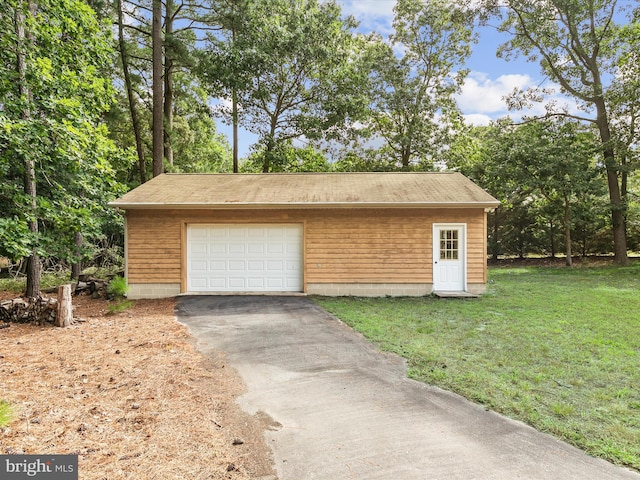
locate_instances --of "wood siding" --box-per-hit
[125,208,487,288]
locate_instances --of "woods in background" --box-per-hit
[0,0,638,291]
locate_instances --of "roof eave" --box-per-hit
[108,201,501,210]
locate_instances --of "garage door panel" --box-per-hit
[210,244,226,254]
[191,243,208,255]
[268,244,284,254]
[229,244,245,254]
[248,261,265,271]
[267,260,283,271]
[248,243,265,254]
[191,278,207,289]
[187,224,303,292]
[248,278,265,288]
[228,260,246,271]
[228,278,246,289]
[209,278,226,288]
[210,260,226,271]
[248,227,266,237]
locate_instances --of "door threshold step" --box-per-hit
[433,291,479,298]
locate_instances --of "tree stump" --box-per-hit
[57,284,72,327]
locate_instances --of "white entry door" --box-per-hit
[187,224,303,293]
[433,224,466,292]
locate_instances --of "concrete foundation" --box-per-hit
[307,283,432,297]
[128,283,181,299]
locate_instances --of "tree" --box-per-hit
[200,0,253,173]
[0,0,126,293]
[116,0,146,184]
[449,121,607,262]
[204,0,369,173]
[152,0,163,177]
[367,0,475,169]
[489,0,634,264]
[109,0,229,180]
[168,76,232,172]
[505,120,604,266]
[12,0,39,296]
[241,142,331,173]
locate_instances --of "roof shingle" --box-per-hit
[110,172,499,209]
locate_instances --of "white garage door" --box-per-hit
[187,224,303,292]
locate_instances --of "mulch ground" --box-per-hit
[0,293,276,480]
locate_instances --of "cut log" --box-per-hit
[57,284,72,327]
[73,278,107,298]
[0,295,57,324]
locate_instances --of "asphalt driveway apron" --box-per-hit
[176,296,639,480]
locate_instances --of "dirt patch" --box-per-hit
[0,294,276,479]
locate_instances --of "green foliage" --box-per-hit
[0,272,70,294]
[0,218,34,260]
[241,142,331,173]
[202,0,370,172]
[365,0,476,169]
[106,299,133,315]
[0,400,13,427]
[107,276,128,298]
[449,120,609,258]
[314,263,640,470]
[0,0,129,273]
[486,0,635,262]
[106,275,130,314]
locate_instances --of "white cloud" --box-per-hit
[457,71,587,125]
[337,0,396,17]
[457,72,535,114]
[463,113,493,126]
[335,0,397,35]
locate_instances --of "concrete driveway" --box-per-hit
[176,296,639,480]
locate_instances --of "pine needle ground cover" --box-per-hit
[314,263,640,471]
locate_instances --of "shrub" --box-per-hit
[107,276,128,298]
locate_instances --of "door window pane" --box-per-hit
[440,229,458,260]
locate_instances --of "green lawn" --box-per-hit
[314,263,640,471]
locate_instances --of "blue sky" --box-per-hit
[337,0,571,125]
[217,0,574,158]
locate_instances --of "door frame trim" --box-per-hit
[432,223,467,292]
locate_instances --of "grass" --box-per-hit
[314,263,640,471]
[106,299,133,315]
[0,272,71,294]
[0,400,13,427]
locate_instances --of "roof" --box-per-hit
[109,172,500,210]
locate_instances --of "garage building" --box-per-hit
[109,172,499,299]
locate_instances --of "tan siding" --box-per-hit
[124,207,489,289]
[305,210,431,283]
[126,211,181,283]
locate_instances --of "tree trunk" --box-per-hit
[16,0,40,298]
[152,0,164,177]
[56,284,72,327]
[263,122,277,173]
[549,219,556,258]
[594,99,628,265]
[71,231,83,280]
[563,192,572,267]
[401,145,411,170]
[230,19,239,173]
[490,210,500,260]
[163,0,174,167]
[232,86,239,173]
[117,0,146,184]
